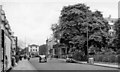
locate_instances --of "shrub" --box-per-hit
[117,49,120,54]
[98,55,104,62]
[94,55,104,62]
[94,55,100,62]
[109,55,117,63]
[118,55,120,64]
[81,55,88,61]
[102,56,109,62]
[94,54,118,63]
[72,51,85,61]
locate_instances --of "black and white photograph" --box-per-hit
[0,0,120,72]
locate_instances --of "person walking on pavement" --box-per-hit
[39,55,42,62]
[11,55,16,67]
[19,55,22,61]
[28,55,30,61]
[15,54,19,63]
[5,55,8,70]
[24,55,27,59]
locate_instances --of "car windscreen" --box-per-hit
[40,55,45,58]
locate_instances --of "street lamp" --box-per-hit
[87,23,89,63]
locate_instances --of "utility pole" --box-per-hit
[25,36,27,56]
[15,37,18,54]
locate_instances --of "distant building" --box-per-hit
[105,16,117,37]
[46,34,57,56]
[46,34,67,58]
[108,22,115,37]
[28,44,39,57]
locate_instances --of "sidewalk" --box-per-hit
[73,59,119,69]
[0,66,2,72]
[0,61,3,72]
[12,59,37,70]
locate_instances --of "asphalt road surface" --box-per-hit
[29,58,118,70]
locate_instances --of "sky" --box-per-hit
[0,0,119,47]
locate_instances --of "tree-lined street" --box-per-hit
[0,0,120,72]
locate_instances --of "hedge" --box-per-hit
[94,54,118,63]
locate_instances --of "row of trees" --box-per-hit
[51,3,120,57]
[39,44,47,55]
[114,18,120,51]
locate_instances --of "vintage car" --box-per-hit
[66,55,75,63]
[39,55,47,63]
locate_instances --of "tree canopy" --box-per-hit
[39,44,47,55]
[114,18,120,50]
[51,4,109,55]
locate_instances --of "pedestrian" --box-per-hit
[28,56,30,60]
[39,56,41,62]
[19,55,22,60]
[5,55,8,70]
[11,55,15,67]
[15,54,19,63]
[24,55,27,59]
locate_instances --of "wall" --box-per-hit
[0,5,3,72]
[0,5,13,71]
[4,34,12,69]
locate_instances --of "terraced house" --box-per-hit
[0,5,17,72]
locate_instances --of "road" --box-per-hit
[29,58,118,70]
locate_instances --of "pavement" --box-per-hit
[72,59,120,69]
[11,59,37,70]
[0,65,2,72]
[51,58,119,69]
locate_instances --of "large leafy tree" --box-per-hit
[52,4,109,55]
[114,18,120,50]
[39,44,47,55]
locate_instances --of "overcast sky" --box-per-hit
[0,0,119,47]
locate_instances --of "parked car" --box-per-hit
[39,55,47,63]
[66,55,75,63]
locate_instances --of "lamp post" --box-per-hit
[87,23,89,63]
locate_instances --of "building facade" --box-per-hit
[105,16,117,37]
[0,5,3,72]
[0,5,17,71]
[46,34,57,56]
[28,44,39,57]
